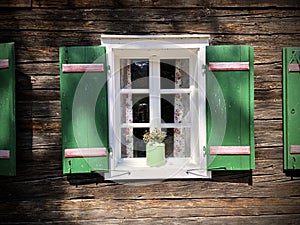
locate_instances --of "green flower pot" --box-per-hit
[146,142,166,167]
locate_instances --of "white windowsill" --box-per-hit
[105,157,211,180]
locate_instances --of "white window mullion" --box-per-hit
[198,46,207,169]
[150,56,161,131]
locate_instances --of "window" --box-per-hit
[102,35,209,180]
[59,36,255,180]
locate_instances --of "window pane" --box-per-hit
[121,94,149,123]
[161,94,190,124]
[160,59,189,89]
[163,128,191,158]
[121,128,148,158]
[120,59,149,89]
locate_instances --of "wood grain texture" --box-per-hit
[0,1,300,224]
[30,0,300,8]
[0,0,31,7]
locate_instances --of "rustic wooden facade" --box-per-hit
[0,0,300,224]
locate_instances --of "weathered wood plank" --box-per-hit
[0,9,299,35]
[254,120,282,147]
[17,63,59,75]
[254,89,282,119]
[1,175,299,201]
[2,8,299,21]
[0,197,299,222]
[30,0,300,8]
[1,18,299,35]
[17,100,61,118]
[1,215,300,225]
[0,0,31,8]
[17,75,60,90]
[17,90,60,101]
[0,31,298,63]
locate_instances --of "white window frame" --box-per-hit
[101,35,211,180]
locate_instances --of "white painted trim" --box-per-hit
[103,35,211,180]
[101,35,210,50]
[101,34,210,40]
[106,157,210,180]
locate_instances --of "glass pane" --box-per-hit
[160,59,189,89]
[121,94,149,123]
[163,128,191,158]
[161,94,190,124]
[120,59,149,89]
[121,128,148,158]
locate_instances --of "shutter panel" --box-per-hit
[60,46,109,174]
[0,43,16,176]
[283,47,300,170]
[206,45,255,170]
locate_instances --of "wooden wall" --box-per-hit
[0,0,300,224]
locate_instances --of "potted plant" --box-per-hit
[143,129,167,167]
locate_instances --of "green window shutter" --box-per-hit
[206,45,255,170]
[0,42,16,176]
[60,46,109,174]
[283,47,300,170]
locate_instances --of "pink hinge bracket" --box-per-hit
[210,146,250,155]
[0,150,10,159]
[208,62,250,71]
[62,64,104,73]
[0,59,9,69]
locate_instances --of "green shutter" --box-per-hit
[283,47,300,170]
[60,46,109,174]
[206,45,255,170]
[0,42,16,176]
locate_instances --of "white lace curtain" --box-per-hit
[122,59,187,158]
